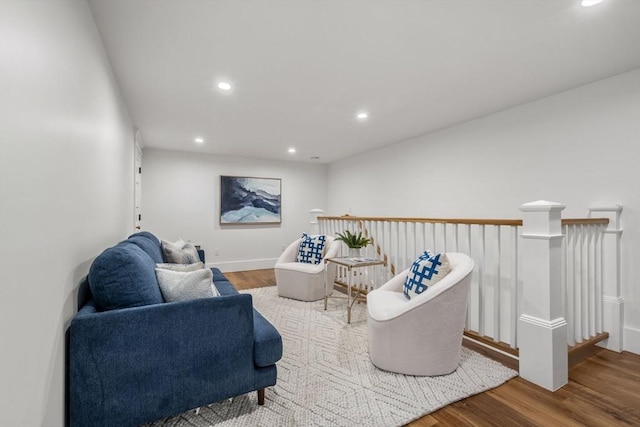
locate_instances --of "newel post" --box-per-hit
[589,204,624,352]
[518,200,568,391]
[309,208,325,234]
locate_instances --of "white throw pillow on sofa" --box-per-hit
[161,239,201,264]
[156,262,205,272]
[155,268,219,302]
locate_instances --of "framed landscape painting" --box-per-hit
[220,176,282,224]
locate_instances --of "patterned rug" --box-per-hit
[147,286,517,426]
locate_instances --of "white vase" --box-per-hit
[348,247,362,258]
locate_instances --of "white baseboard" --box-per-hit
[206,258,278,273]
[623,326,640,355]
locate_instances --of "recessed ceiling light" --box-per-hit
[217,81,232,91]
[356,112,369,120]
[581,0,602,6]
[288,148,296,153]
[194,137,204,144]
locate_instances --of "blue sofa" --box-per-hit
[69,232,282,427]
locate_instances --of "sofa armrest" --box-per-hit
[253,309,283,367]
[70,294,259,426]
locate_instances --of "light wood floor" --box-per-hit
[225,269,640,426]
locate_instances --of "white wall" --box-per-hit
[142,148,328,271]
[0,1,135,425]
[327,70,640,354]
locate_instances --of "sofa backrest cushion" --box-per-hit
[127,231,161,246]
[127,233,164,263]
[89,242,164,311]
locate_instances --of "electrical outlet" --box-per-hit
[215,248,220,256]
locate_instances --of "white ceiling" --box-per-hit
[89,0,640,164]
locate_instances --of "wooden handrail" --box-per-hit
[318,216,523,226]
[318,215,608,227]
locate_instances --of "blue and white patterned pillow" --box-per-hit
[403,251,451,299]
[296,233,327,265]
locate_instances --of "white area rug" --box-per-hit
[148,286,517,426]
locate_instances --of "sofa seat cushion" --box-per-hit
[253,309,283,367]
[275,261,324,274]
[89,242,164,311]
[367,290,411,321]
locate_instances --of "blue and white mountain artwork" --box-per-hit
[220,177,281,223]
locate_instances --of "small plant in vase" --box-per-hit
[335,230,372,258]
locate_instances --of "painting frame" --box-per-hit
[219,176,282,224]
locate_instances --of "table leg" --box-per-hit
[347,266,352,324]
[324,263,327,310]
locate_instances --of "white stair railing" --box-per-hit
[318,202,614,374]
[319,216,522,349]
[588,204,624,352]
[563,220,608,346]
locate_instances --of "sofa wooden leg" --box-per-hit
[257,388,265,405]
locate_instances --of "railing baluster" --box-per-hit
[595,224,603,334]
[587,225,595,338]
[580,225,591,340]
[584,224,591,341]
[565,224,575,346]
[404,222,409,269]
[577,225,585,341]
[454,223,459,252]
[443,223,448,252]
[511,225,519,349]
[423,222,428,253]
[495,225,501,344]
[466,223,474,334]
[574,223,581,344]
[394,222,400,274]
[381,221,387,280]
[478,224,486,337]
[412,222,417,260]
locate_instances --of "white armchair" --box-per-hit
[367,252,474,376]
[275,236,340,301]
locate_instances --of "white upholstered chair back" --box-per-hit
[275,236,340,301]
[367,252,474,376]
